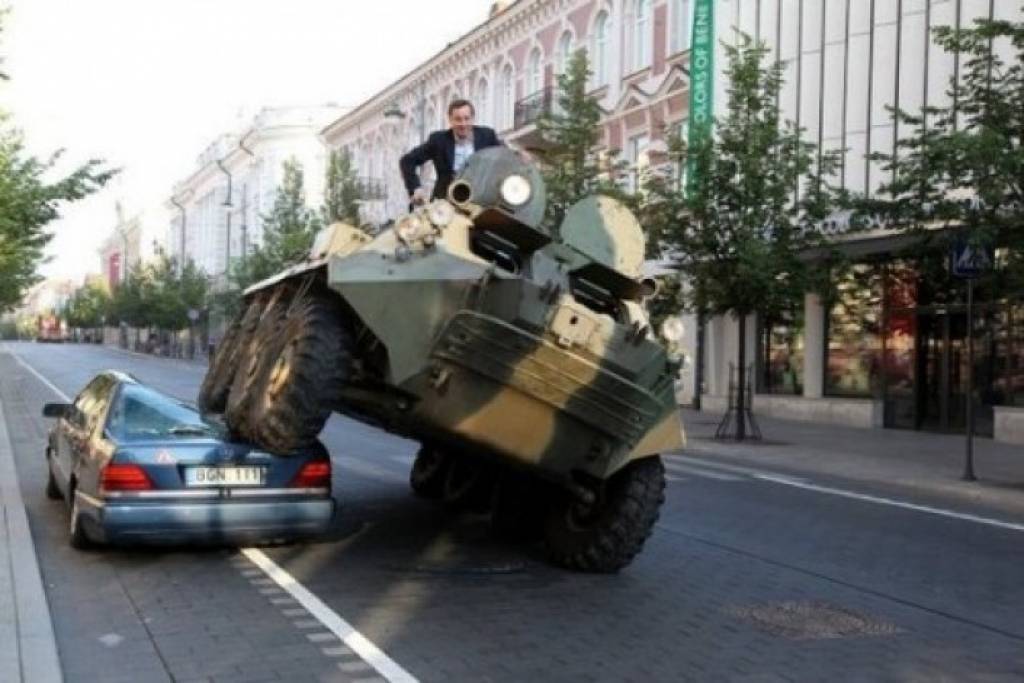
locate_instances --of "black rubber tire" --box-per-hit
[544,456,666,573]
[68,491,92,550]
[409,445,449,499]
[197,299,260,414]
[225,295,289,441]
[248,294,351,455]
[45,455,62,500]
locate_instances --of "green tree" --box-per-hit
[535,49,630,234]
[865,12,1024,294]
[63,282,110,333]
[108,264,150,329]
[322,148,363,225]
[0,13,115,312]
[211,159,320,319]
[650,35,844,439]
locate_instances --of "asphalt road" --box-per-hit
[2,341,1024,682]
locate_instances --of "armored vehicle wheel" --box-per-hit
[442,454,494,511]
[249,294,352,454]
[544,456,665,573]
[225,296,289,440]
[410,445,449,498]
[197,298,261,413]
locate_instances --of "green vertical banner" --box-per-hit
[686,0,715,193]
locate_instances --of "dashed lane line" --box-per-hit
[9,347,419,683]
[241,548,417,683]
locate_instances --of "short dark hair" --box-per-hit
[448,99,475,116]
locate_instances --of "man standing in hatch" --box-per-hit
[399,99,501,206]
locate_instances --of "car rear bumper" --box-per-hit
[76,491,335,545]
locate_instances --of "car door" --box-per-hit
[56,376,116,494]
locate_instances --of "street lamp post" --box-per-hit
[216,159,234,280]
[171,197,187,275]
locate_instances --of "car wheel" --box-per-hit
[544,456,665,573]
[68,492,93,550]
[225,293,290,441]
[409,445,449,499]
[248,292,352,455]
[45,457,62,501]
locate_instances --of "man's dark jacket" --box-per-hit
[399,126,501,201]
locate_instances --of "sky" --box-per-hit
[1,0,493,283]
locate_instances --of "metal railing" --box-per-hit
[357,177,387,201]
[513,87,554,130]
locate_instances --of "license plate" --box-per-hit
[185,466,266,487]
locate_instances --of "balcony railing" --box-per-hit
[357,177,387,201]
[513,87,554,130]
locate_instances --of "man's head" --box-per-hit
[447,99,475,141]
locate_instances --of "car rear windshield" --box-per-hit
[105,385,225,442]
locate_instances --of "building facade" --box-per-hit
[320,0,692,224]
[317,0,1023,444]
[695,0,1024,444]
[98,204,144,291]
[166,106,343,280]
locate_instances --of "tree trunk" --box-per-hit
[735,313,747,441]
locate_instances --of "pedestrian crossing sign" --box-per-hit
[951,241,993,279]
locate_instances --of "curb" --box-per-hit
[100,343,209,368]
[0,387,63,682]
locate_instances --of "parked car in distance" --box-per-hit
[42,371,335,548]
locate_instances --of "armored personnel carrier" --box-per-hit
[198,147,686,572]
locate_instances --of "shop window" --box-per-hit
[758,310,804,395]
[826,263,884,397]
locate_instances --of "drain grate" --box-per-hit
[726,600,901,640]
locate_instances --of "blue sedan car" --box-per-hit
[43,371,335,548]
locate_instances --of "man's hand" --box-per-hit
[411,188,427,206]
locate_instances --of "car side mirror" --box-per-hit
[42,403,72,419]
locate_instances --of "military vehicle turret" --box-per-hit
[198,147,686,572]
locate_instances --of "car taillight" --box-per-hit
[291,461,331,489]
[100,464,153,492]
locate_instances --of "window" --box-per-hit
[826,264,884,397]
[106,385,224,442]
[758,310,805,395]
[527,48,543,96]
[633,0,652,70]
[556,31,574,75]
[499,65,515,130]
[592,11,611,86]
[72,376,114,432]
[672,0,692,53]
[477,77,490,125]
[625,133,649,193]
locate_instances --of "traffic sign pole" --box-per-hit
[963,278,976,482]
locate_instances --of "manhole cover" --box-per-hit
[726,600,901,640]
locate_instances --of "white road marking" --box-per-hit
[11,351,73,401]
[662,461,743,481]
[8,348,419,683]
[669,452,1024,533]
[751,473,1024,533]
[242,548,418,683]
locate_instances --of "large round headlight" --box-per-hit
[427,200,455,227]
[394,215,423,243]
[660,316,686,343]
[500,174,532,206]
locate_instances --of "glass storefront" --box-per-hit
[825,257,1024,436]
[826,264,884,397]
[758,310,804,395]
